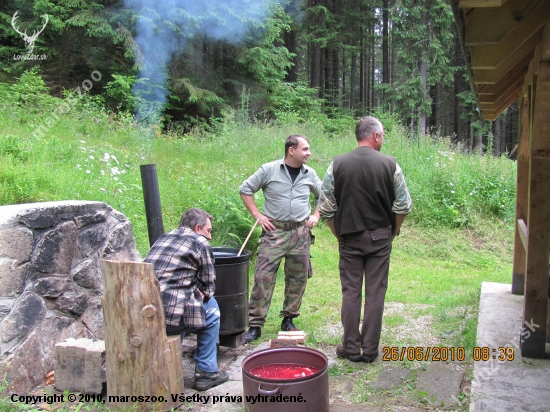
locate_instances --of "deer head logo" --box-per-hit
[11,11,49,55]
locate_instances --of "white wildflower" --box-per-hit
[86,170,91,174]
[102,153,110,162]
[111,155,119,164]
[100,188,106,191]
[79,140,86,143]
[89,155,95,160]
[113,176,118,181]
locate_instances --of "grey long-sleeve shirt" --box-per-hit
[239,158,322,222]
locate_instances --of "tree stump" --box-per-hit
[100,260,184,411]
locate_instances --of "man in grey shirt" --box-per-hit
[239,135,322,342]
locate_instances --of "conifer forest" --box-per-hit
[0,0,518,153]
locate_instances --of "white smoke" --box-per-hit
[123,0,277,123]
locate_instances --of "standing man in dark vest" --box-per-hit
[318,116,412,363]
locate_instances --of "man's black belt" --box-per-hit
[272,218,308,231]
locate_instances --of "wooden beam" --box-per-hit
[512,92,530,295]
[540,20,550,62]
[473,50,533,84]
[479,82,521,105]
[517,219,528,250]
[469,2,550,68]
[522,63,550,358]
[481,90,518,120]
[465,0,539,46]
[471,27,542,70]
[477,74,523,97]
[460,0,507,8]
[521,21,550,97]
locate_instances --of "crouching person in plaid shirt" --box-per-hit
[144,208,229,391]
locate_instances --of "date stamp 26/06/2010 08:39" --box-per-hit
[381,346,515,362]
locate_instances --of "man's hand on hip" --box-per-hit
[257,214,276,232]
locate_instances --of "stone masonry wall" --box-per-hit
[0,201,141,394]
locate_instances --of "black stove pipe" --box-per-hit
[140,164,164,247]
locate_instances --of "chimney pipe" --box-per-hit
[140,164,164,247]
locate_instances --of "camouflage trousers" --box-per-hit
[248,224,310,328]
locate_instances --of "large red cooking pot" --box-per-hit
[241,347,329,412]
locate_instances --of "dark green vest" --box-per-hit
[333,146,396,236]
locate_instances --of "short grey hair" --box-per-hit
[355,116,383,142]
[285,135,309,157]
[179,208,213,229]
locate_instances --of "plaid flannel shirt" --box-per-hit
[144,227,216,328]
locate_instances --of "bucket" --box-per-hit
[242,347,329,412]
[212,247,251,337]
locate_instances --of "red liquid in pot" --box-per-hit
[249,363,319,380]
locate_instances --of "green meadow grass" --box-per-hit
[0,80,516,409]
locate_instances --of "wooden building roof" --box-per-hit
[453,0,550,359]
[452,0,550,120]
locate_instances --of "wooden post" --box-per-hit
[100,260,184,411]
[521,63,550,358]
[512,92,530,294]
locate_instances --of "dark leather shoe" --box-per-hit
[194,367,229,391]
[362,353,378,363]
[336,344,362,362]
[245,327,261,343]
[281,316,300,331]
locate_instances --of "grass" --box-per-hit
[0,74,516,410]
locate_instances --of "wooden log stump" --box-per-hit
[100,260,184,411]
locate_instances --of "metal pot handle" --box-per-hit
[257,385,280,395]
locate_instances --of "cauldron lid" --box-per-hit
[212,247,251,264]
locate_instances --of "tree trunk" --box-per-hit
[350,44,357,110]
[371,18,376,108]
[494,115,502,156]
[325,48,331,105]
[419,10,427,139]
[284,29,297,82]
[475,127,483,154]
[360,32,365,108]
[505,106,513,153]
[391,28,396,111]
[382,0,389,85]
[333,46,339,107]
[342,50,347,108]
[469,122,474,153]
[453,78,461,143]
[311,44,321,94]
[365,21,372,111]
[419,55,427,138]
[435,82,442,136]
[410,108,415,137]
